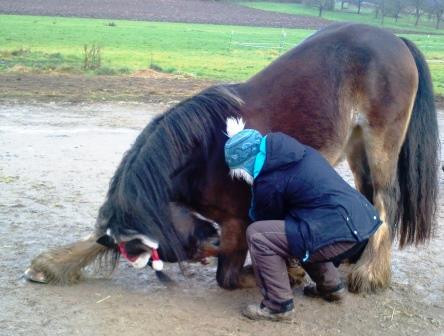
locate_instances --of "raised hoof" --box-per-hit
[24,268,48,284]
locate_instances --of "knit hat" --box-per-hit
[224,118,263,177]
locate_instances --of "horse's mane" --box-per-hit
[97,85,241,259]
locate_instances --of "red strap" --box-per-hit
[118,243,161,265]
[117,242,138,262]
[151,248,160,261]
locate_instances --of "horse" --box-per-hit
[25,23,439,293]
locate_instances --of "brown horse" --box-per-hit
[26,23,439,293]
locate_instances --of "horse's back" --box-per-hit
[239,24,418,162]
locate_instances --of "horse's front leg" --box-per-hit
[216,218,256,289]
[24,234,116,285]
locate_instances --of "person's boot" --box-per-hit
[242,302,294,321]
[302,261,345,302]
[303,283,345,302]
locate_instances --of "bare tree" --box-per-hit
[434,0,444,28]
[388,0,403,21]
[352,0,365,13]
[303,0,335,16]
[378,0,386,23]
[425,0,444,28]
[367,0,384,20]
[410,0,425,26]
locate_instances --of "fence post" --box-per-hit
[280,29,287,53]
[228,30,234,51]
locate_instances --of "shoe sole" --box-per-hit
[304,287,345,302]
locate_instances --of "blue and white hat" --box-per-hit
[224,118,263,179]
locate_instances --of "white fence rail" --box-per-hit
[228,29,291,52]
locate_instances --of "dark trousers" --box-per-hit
[246,220,356,311]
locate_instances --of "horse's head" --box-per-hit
[95,202,219,267]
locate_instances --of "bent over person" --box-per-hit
[223,118,382,321]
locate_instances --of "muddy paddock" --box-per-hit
[0,102,443,336]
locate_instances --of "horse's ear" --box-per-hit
[96,235,117,248]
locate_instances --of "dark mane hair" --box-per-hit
[96,85,241,260]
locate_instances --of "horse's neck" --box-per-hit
[177,156,251,225]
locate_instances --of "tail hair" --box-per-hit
[396,38,439,246]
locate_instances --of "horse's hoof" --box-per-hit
[238,265,256,288]
[24,268,48,284]
[288,265,306,286]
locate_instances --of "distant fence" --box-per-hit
[226,30,443,65]
[228,29,293,52]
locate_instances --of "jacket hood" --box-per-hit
[261,132,306,173]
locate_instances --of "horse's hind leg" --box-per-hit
[25,234,116,285]
[347,106,410,292]
[345,127,373,202]
[346,126,391,292]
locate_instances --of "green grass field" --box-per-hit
[0,15,313,80]
[240,1,444,33]
[0,14,443,96]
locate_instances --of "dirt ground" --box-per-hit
[0,72,216,105]
[0,0,330,29]
[1,73,443,107]
[0,81,443,335]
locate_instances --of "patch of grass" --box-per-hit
[93,66,131,75]
[118,67,131,74]
[239,1,444,33]
[163,66,177,74]
[94,66,117,75]
[149,63,163,72]
[0,175,19,184]
[0,48,80,72]
[149,63,177,74]
[11,48,31,56]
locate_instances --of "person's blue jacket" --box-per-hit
[250,132,381,260]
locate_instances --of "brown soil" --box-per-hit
[0,72,216,104]
[0,0,330,29]
[1,72,443,108]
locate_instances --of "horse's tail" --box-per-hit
[396,37,439,247]
[25,235,118,285]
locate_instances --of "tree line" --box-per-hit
[302,0,444,28]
